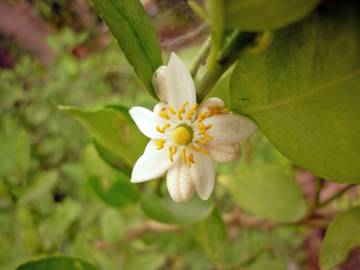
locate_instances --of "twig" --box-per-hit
[313,178,325,209]
[318,184,356,209]
[190,37,211,78]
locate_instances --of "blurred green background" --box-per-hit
[0,1,358,270]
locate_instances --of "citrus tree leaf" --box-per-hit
[221,164,307,222]
[60,106,147,167]
[141,193,213,225]
[16,256,98,270]
[320,207,360,270]
[224,0,320,31]
[230,1,360,183]
[90,0,162,97]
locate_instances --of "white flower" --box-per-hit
[129,53,256,202]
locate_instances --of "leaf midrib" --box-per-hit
[243,69,360,114]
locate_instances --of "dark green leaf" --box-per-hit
[141,193,213,224]
[60,106,147,167]
[224,0,320,31]
[230,1,360,183]
[221,164,307,222]
[16,256,98,270]
[90,0,162,96]
[320,207,360,270]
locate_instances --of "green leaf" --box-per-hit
[141,193,213,225]
[224,0,320,31]
[230,1,360,183]
[221,164,307,222]
[189,208,227,263]
[16,256,98,270]
[60,106,147,167]
[90,0,162,96]
[245,257,287,270]
[320,207,360,270]
[90,175,139,207]
[83,144,139,207]
[100,209,125,243]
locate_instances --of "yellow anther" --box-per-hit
[168,146,174,162]
[209,106,229,115]
[197,134,213,145]
[189,143,209,155]
[187,153,195,167]
[173,125,193,145]
[198,123,212,134]
[169,106,176,115]
[197,111,209,122]
[173,145,178,154]
[181,148,187,163]
[187,103,198,120]
[156,138,166,150]
[178,102,188,121]
[158,110,169,119]
[156,123,170,133]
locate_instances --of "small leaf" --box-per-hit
[16,256,98,270]
[90,0,162,97]
[320,207,360,270]
[100,209,125,243]
[141,193,213,224]
[221,164,307,222]
[60,106,147,167]
[245,257,287,270]
[224,0,320,31]
[230,1,360,183]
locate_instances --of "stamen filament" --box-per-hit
[156,138,166,150]
[156,123,171,133]
[181,148,187,163]
[169,106,176,115]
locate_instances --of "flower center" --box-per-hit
[172,125,193,145]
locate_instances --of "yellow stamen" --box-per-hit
[156,138,166,150]
[169,146,174,162]
[178,102,188,121]
[169,106,176,115]
[156,123,170,133]
[187,103,198,120]
[189,143,209,155]
[187,153,195,167]
[181,148,187,163]
[197,111,209,122]
[158,110,169,119]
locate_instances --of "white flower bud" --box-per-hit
[209,143,240,163]
[152,66,168,102]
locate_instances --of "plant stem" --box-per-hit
[313,178,324,209]
[190,37,211,78]
[318,184,355,208]
[196,31,257,101]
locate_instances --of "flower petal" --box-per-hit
[129,106,166,139]
[204,114,257,145]
[152,66,168,102]
[190,152,215,200]
[131,140,172,183]
[208,143,240,163]
[165,53,196,109]
[167,158,194,203]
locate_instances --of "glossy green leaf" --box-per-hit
[100,209,125,243]
[230,1,360,183]
[83,145,139,207]
[320,207,360,270]
[16,256,98,270]
[60,106,147,166]
[245,257,287,270]
[90,0,162,96]
[189,208,227,262]
[224,0,320,31]
[221,164,307,222]
[141,193,213,224]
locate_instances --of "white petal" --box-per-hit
[131,141,172,183]
[166,159,194,203]
[204,114,257,145]
[190,152,215,200]
[152,66,168,102]
[209,143,240,163]
[165,53,196,109]
[129,106,166,139]
[153,102,166,114]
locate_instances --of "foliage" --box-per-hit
[1,0,360,269]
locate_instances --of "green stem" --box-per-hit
[318,184,355,208]
[190,37,211,78]
[313,178,324,209]
[196,31,257,101]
